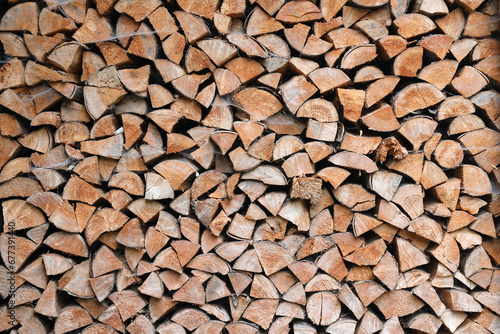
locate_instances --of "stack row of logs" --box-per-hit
[0,0,499,333]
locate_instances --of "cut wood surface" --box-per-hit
[0,0,498,333]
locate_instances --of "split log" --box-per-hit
[392,83,446,118]
[0,0,497,332]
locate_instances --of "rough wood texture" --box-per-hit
[0,0,498,333]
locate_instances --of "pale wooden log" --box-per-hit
[213,12,232,35]
[462,246,493,280]
[309,68,351,94]
[72,9,112,44]
[18,127,53,153]
[341,44,378,70]
[353,213,382,237]
[303,144,332,168]
[332,184,375,212]
[232,88,283,121]
[54,306,92,334]
[289,177,322,204]
[325,28,369,49]
[360,103,399,133]
[306,292,341,326]
[17,257,47,290]
[96,305,125,332]
[340,134,381,156]
[433,140,463,169]
[470,292,500,316]
[469,211,495,238]
[0,0,499,330]
[371,251,399,291]
[429,261,453,288]
[57,260,95,299]
[376,200,409,231]
[365,77,400,108]
[0,157,31,184]
[419,60,458,90]
[390,184,423,220]
[325,318,357,334]
[412,0,448,15]
[455,319,490,334]
[199,300,230,321]
[411,283,446,317]
[457,196,487,217]
[171,308,210,332]
[127,315,155,334]
[419,34,454,60]
[314,246,347,282]
[256,35,290,63]
[47,42,83,74]
[456,165,492,197]
[241,299,278,329]
[278,76,317,116]
[354,312,382,334]
[84,88,127,120]
[0,87,37,120]
[440,289,483,313]
[274,0,322,24]
[354,19,388,41]
[34,280,64,318]
[15,306,47,334]
[471,308,500,333]
[337,285,366,320]
[0,58,25,91]
[342,6,370,28]
[0,176,43,200]
[394,13,436,38]
[450,38,477,62]
[369,169,402,201]
[374,290,424,319]
[392,82,446,118]
[344,238,386,267]
[288,55,319,75]
[0,32,29,58]
[435,8,465,41]
[113,0,161,22]
[406,313,442,334]
[284,23,309,52]
[108,290,146,322]
[428,233,461,273]
[398,117,437,151]
[395,237,429,272]
[437,96,474,122]
[301,34,332,57]
[322,48,344,68]
[296,99,338,125]
[0,2,38,35]
[472,38,500,62]
[464,12,497,38]
[353,281,386,309]
[0,113,26,138]
[27,192,63,216]
[248,273,279,299]
[376,35,407,61]
[451,66,489,97]
[245,7,284,36]
[146,7,177,41]
[394,46,423,77]
[85,208,129,246]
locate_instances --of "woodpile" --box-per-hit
[0,0,499,333]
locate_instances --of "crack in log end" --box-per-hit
[0,0,498,333]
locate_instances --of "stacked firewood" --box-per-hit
[0,0,499,333]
